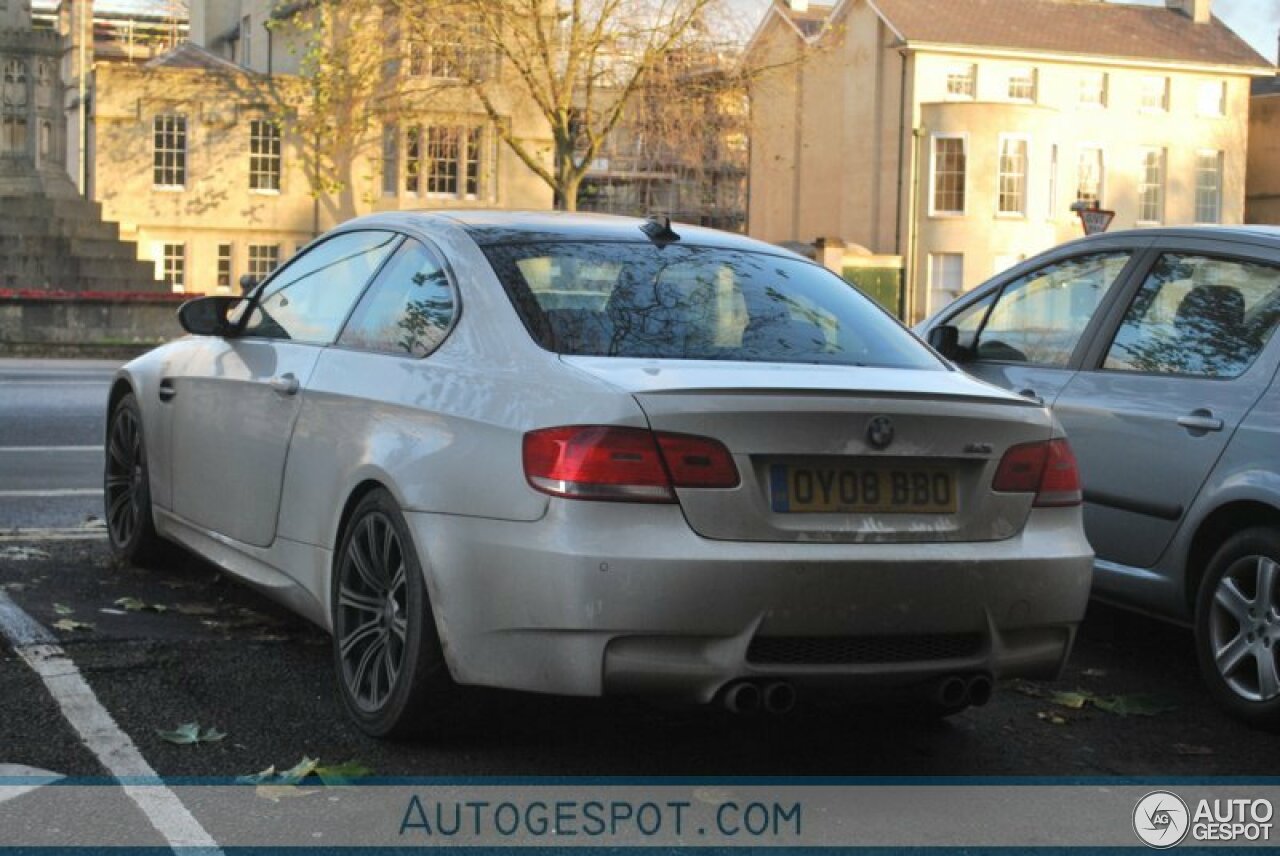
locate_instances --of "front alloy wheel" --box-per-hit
[1195,528,1280,732]
[332,489,450,738]
[104,392,162,565]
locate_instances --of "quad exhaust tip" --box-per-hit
[722,680,797,715]
[933,673,995,708]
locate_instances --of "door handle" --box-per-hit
[1018,388,1044,405]
[268,373,300,396]
[158,379,176,402]
[1177,409,1223,433]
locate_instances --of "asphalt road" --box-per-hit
[0,359,1273,790]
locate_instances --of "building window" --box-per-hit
[1138,148,1165,223]
[930,135,966,215]
[216,243,233,292]
[240,14,252,68]
[1047,143,1059,219]
[247,244,280,286]
[1079,71,1107,107]
[1006,68,1036,102]
[1076,146,1103,207]
[928,253,964,315]
[382,123,398,196]
[39,120,50,157]
[1197,80,1226,117]
[406,125,486,198]
[1140,76,1168,111]
[248,119,281,191]
[162,243,186,293]
[997,136,1028,216]
[945,64,976,99]
[153,114,187,188]
[1195,150,1223,224]
[1,117,26,154]
[406,24,486,80]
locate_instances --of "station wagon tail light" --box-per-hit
[523,426,739,502]
[992,438,1082,507]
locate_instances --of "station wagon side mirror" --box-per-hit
[177,295,248,337]
[927,324,962,361]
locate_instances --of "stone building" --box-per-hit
[746,0,1273,321]
[1247,74,1280,224]
[0,0,159,292]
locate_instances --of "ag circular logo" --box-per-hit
[1134,791,1190,848]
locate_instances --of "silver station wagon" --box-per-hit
[920,226,1280,730]
[105,212,1092,737]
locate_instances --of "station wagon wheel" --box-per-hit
[1195,527,1280,732]
[104,392,162,565]
[331,489,450,738]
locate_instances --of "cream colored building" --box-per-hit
[85,0,553,294]
[746,0,1272,321]
[1247,75,1280,224]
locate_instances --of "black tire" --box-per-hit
[104,392,164,566]
[1194,527,1280,732]
[331,489,451,738]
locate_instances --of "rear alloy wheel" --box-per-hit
[332,489,450,738]
[1195,527,1280,732]
[104,393,163,565]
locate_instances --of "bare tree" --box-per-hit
[390,0,725,210]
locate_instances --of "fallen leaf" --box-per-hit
[1036,711,1068,726]
[115,597,168,613]
[256,785,320,803]
[1173,743,1213,756]
[235,765,276,786]
[1082,668,1107,678]
[156,722,227,745]
[53,603,73,616]
[278,756,319,785]
[1093,693,1176,717]
[99,608,127,616]
[314,760,372,786]
[174,603,219,616]
[1049,691,1089,710]
[52,618,93,632]
[1008,679,1046,699]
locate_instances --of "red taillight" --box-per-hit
[992,438,1082,507]
[522,426,739,502]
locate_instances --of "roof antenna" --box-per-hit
[640,214,680,245]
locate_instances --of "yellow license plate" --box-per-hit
[770,464,957,514]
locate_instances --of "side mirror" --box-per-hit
[927,324,962,361]
[177,295,247,337]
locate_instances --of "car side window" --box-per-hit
[338,238,456,357]
[1103,254,1280,379]
[241,230,400,344]
[957,252,1130,366]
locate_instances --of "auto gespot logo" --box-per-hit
[1134,791,1274,848]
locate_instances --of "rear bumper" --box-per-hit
[407,503,1093,703]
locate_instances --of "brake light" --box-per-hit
[992,438,1082,507]
[523,426,739,502]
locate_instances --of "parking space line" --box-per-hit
[0,446,101,453]
[0,489,103,498]
[0,591,221,853]
[0,528,107,542]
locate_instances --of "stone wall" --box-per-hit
[0,294,184,356]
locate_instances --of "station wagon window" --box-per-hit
[338,239,455,357]
[241,230,400,344]
[483,242,940,370]
[946,252,1131,366]
[1103,254,1280,379]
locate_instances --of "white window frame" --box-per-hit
[1046,143,1059,220]
[1076,144,1104,208]
[216,242,234,292]
[1006,67,1036,103]
[996,133,1030,218]
[247,243,281,283]
[161,242,186,293]
[1137,147,1165,225]
[1194,149,1223,225]
[152,114,187,190]
[929,132,968,217]
[240,14,252,69]
[248,118,281,193]
[1078,71,1107,108]
[1140,75,1169,112]
[1197,79,1226,117]
[928,253,965,316]
[945,63,976,100]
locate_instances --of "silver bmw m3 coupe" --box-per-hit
[104,212,1092,737]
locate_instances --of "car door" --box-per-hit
[1053,242,1280,570]
[933,246,1144,406]
[166,230,401,547]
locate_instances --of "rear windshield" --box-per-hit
[482,242,940,370]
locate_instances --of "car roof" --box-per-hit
[328,210,812,258]
[1062,224,1280,250]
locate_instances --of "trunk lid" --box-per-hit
[562,357,1054,543]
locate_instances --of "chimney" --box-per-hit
[787,0,810,14]
[1167,0,1212,24]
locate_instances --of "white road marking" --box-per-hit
[0,591,221,852]
[0,489,103,498]
[0,764,63,805]
[0,381,110,387]
[0,446,101,453]
[0,529,107,543]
